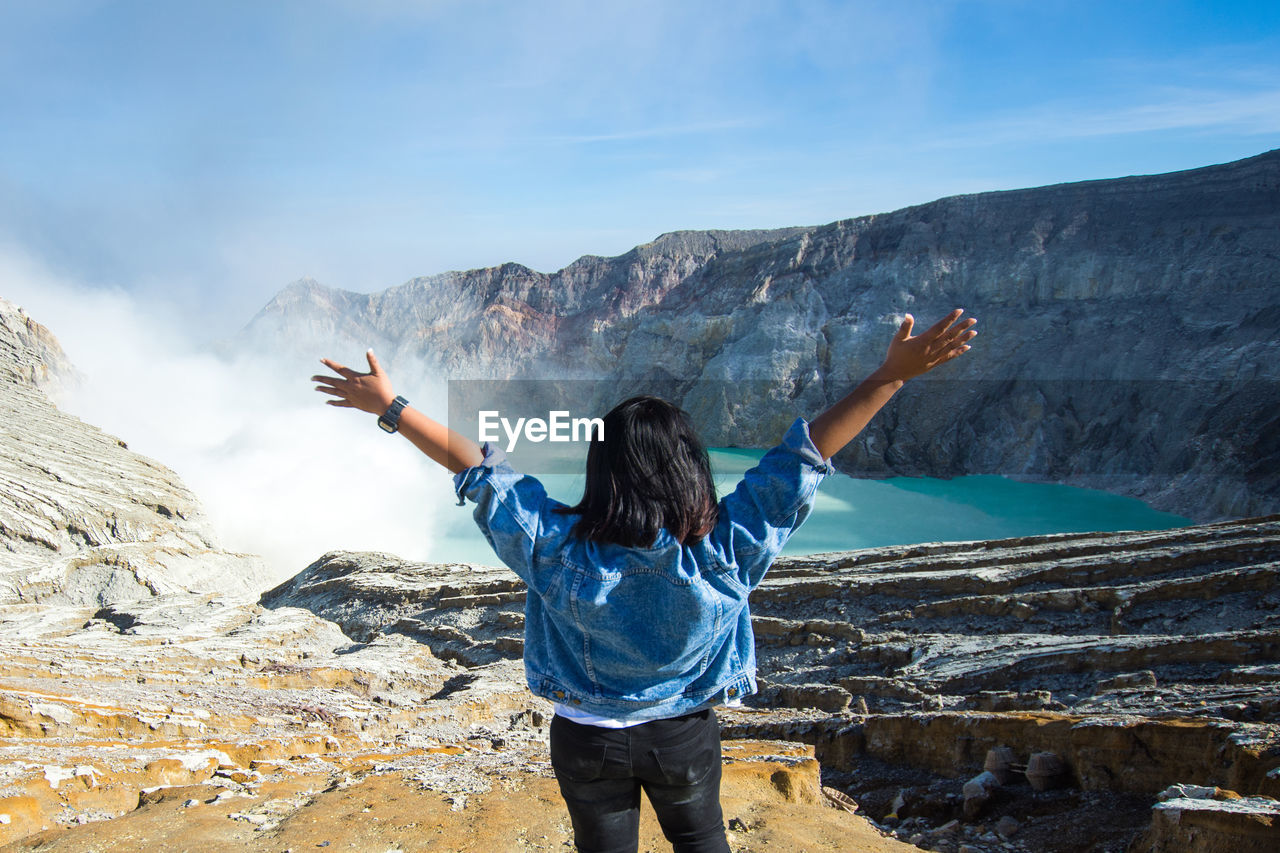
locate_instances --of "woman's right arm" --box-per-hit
[312,349,483,472]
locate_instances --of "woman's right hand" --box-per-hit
[312,349,397,415]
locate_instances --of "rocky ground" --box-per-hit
[0,592,905,851]
[253,516,1280,852]
[3,522,1278,851]
[0,295,912,851]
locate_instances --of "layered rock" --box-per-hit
[258,516,1280,851]
[4,514,1277,849]
[266,517,1280,733]
[0,296,269,604]
[1130,785,1280,853]
[0,297,77,399]
[749,516,1280,724]
[241,150,1280,521]
[0,594,898,850]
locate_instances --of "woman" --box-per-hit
[314,309,976,853]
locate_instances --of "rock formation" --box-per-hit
[1131,785,1279,853]
[261,515,1280,730]
[7,513,1277,850]
[254,514,1280,851]
[0,296,270,604]
[0,590,893,851]
[241,149,1280,522]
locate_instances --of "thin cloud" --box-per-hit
[930,86,1280,149]
[1072,88,1280,136]
[541,118,764,145]
[649,167,730,185]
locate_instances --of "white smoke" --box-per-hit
[1,245,458,583]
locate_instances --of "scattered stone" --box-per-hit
[1097,671,1158,692]
[821,786,859,813]
[962,771,1000,819]
[228,812,270,826]
[995,816,1020,838]
[1157,783,1220,801]
[887,789,908,820]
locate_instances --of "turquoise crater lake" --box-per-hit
[427,447,1191,565]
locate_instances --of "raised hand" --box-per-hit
[311,349,396,415]
[808,308,978,459]
[876,309,977,382]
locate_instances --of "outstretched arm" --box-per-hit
[312,350,484,473]
[808,309,976,460]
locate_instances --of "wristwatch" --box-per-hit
[377,396,409,434]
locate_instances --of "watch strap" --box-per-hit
[377,396,409,433]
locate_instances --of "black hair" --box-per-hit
[559,396,718,547]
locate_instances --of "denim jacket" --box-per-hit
[452,417,834,722]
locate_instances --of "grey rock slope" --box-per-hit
[0,296,269,604]
[242,151,1280,520]
[260,519,1280,852]
[263,515,1280,726]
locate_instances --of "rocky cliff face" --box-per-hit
[0,296,269,604]
[242,150,1280,521]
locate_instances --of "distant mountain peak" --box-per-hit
[282,275,333,293]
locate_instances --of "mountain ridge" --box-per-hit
[243,149,1280,520]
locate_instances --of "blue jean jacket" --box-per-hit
[453,417,834,722]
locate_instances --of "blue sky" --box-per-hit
[2,0,1278,334]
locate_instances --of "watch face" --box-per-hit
[378,417,396,433]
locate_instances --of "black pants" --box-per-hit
[549,708,731,853]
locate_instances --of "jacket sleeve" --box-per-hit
[452,442,549,585]
[710,417,835,589]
